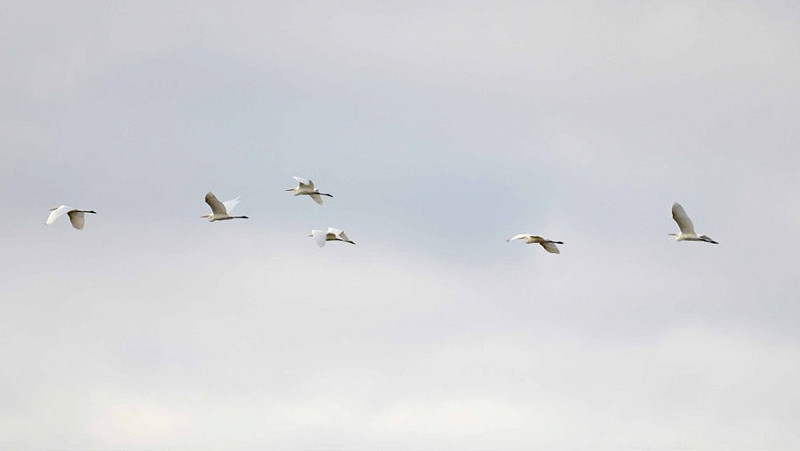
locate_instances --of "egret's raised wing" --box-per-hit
[205,192,228,215]
[311,229,327,247]
[337,230,352,242]
[293,176,314,190]
[223,196,241,214]
[540,241,560,254]
[46,205,74,225]
[507,234,531,242]
[309,193,323,205]
[671,202,695,235]
[67,211,86,230]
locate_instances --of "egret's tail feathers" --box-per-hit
[700,235,719,244]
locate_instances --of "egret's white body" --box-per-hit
[507,234,563,254]
[669,202,718,244]
[46,205,97,230]
[203,192,249,222]
[310,228,355,247]
[286,176,333,205]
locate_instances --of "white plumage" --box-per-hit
[203,192,249,222]
[286,176,333,205]
[46,205,97,230]
[507,234,563,254]
[669,202,718,244]
[310,228,355,247]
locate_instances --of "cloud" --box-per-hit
[2,1,800,447]
[4,324,799,448]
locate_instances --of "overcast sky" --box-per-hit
[2,1,800,448]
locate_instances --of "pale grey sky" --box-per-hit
[2,1,800,448]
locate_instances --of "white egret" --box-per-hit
[310,228,355,247]
[670,202,718,244]
[507,234,563,254]
[203,192,248,222]
[285,176,333,205]
[46,205,97,230]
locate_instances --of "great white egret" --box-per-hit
[286,176,333,205]
[310,228,355,247]
[46,205,97,230]
[203,192,248,222]
[670,202,718,244]
[507,234,563,254]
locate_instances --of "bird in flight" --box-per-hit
[669,202,718,244]
[203,192,249,222]
[310,228,355,247]
[286,176,333,205]
[507,234,563,254]
[46,205,97,230]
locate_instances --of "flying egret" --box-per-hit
[310,228,355,247]
[507,234,563,254]
[286,176,333,205]
[203,192,249,222]
[669,202,718,244]
[45,205,97,230]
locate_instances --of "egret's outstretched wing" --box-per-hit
[223,196,241,214]
[337,230,352,242]
[205,192,228,215]
[540,241,560,254]
[672,202,695,235]
[507,234,531,242]
[309,193,323,205]
[67,211,86,230]
[293,176,314,190]
[311,229,327,247]
[46,205,72,225]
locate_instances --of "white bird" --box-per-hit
[669,202,718,244]
[202,192,249,222]
[46,205,97,230]
[285,176,333,205]
[310,228,355,247]
[507,234,563,254]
